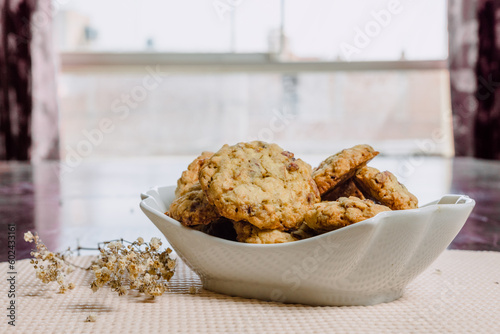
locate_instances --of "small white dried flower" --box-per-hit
[85,314,97,322]
[143,273,152,284]
[150,237,161,250]
[117,286,128,296]
[107,241,123,250]
[167,258,176,270]
[136,237,144,245]
[24,231,34,242]
[117,257,127,270]
[126,251,137,261]
[90,282,99,293]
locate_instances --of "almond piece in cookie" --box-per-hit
[233,221,298,244]
[175,151,214,198]
[168,183,220,226]
[199,141,320,231]
[354,166,418,210]
[305,197,391,233]
[312,144,379,196]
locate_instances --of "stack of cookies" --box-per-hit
[167,142,418,244]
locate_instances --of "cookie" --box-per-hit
[312,144,379,195]
[354,166,418,210]
[168,183,220,226]
[305,197,391,233]
[175,151,214,198]
[233,221,298,244]
[321,178,365,201]
[199,141,320,230]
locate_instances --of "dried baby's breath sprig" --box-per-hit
[24,231,76,294]
[89,237,176,297]
[24,231,177,297]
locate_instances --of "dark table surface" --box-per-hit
[1,156,499,261]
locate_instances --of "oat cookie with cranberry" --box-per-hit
[305,196,391,233]
[354,166,418,210]
[175,151,214,198]
[312,144,379,196]
[168,183,220,226]
[233,221,297,244]
[199,141,320,230]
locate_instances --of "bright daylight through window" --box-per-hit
[54,0,450,160]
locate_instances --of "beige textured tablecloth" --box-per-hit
[1,250,499,333]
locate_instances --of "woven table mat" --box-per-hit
[1,250,499,333]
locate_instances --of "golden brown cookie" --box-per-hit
[312,145,379,196]
[233,221,298,244]
[175,151,214,198]
[354,166,418,210]
[168,183,220,226]
[321,178,365,201]
[199,141,320,231]
[305,197,391,233]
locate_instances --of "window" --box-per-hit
[55,0,452,160]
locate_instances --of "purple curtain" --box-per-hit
[0,0,58,161]
[450,0,500,159]
[0,0,34,160]
[475,0,500,159]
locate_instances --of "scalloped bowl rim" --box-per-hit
[140,185,475,249]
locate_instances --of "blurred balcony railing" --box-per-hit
[60,52,447,73]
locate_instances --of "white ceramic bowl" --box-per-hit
[140,186,475,306]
